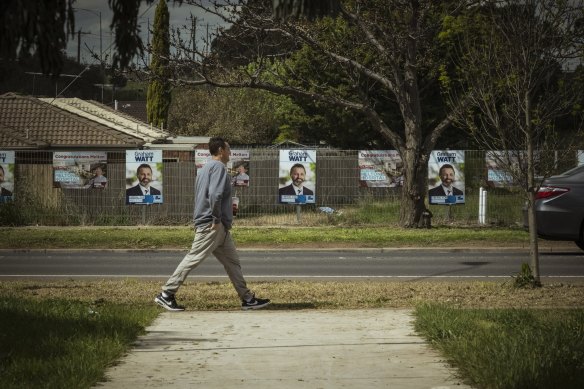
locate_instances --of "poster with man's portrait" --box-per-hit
[428,150,465,205]
[0,150,15,201]
[126,150,163,205]
[52,151,108,189]
[229,149,250,187]
[278,150,316,204]
[358,150,404,188]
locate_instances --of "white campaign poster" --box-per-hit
[125,150,163,205]
[278,150,316,204]
[229,149,250,187]
[0,150,15,201]
[428,150,465,205]
[485,151,517,188]
[194,149,212,168]
[53,151,108,189]
[578,150,584,166]
[358,150,404,188]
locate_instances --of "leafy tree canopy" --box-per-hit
[147,0,171,128]
[169,86,294,144]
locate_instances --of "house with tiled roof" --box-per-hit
[0,93,167,150]
[0,93,209,150]
[0,93,210,224]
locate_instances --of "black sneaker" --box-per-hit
[154,293,185,311]
[241,295,271,310]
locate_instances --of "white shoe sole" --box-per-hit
[241,301,271,310]
[154,297,185,311]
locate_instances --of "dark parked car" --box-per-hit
[524,165,584,251]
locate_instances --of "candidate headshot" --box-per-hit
[0,165,13,197]
[428,163,463,198]
[88,164,108,189]
[279,163,314,197]
[126,163,161,198]
[232,162,250,187]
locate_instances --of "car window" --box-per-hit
[558,165,584,177]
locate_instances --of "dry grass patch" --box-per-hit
[2,279,583,310]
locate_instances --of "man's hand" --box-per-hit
[211,223,220,231]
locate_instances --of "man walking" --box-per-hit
[155,137,270,311]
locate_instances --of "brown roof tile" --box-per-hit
[0,93,148,149]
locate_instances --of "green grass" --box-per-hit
[0,220,579,389]
[0,297,158,389]
[0,192,526,227]
[0,280,583,388]
[0,225,531,249]
[415,304,584,388]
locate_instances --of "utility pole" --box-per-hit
[98,11,102,63]
[74,8,102,62]
[76,29,91,63]
[98,10,103,103]
[78,30,81,63]
[191,15,197,60]
[206,23,209,55]
[74,8,103,101]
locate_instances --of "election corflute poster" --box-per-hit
[358,150,404,188]
[485,151,517,188]
[125,150,163,205]
[52,151,108,189]
[194,149,212,169]
[0,150,15,201]
[278,150,316,204]
[428,150,465,205]
[229,149,250,187]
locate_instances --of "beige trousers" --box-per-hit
[162,223,253,301]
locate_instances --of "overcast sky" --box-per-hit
[67,0,226,64]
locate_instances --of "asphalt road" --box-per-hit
[0,248,582,281]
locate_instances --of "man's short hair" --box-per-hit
[209,137,227,156]
[137,163,152,174]
[439,164,455,175]
[290,163,306,175]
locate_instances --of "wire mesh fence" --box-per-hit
[1,148,577,227]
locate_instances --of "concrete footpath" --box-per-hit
[95,309,471,389]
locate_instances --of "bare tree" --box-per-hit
[152,0,468,227]
[444,0,584,283]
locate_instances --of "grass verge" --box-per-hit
[0,296,158,389]
[1,280,584,388]
[0,226,532,249]
[415,304,584,388]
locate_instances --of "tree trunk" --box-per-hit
[525,92,540,283]
[526,190,540,281]
[399,146,428,228]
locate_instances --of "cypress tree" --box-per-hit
[147,0,171,128]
